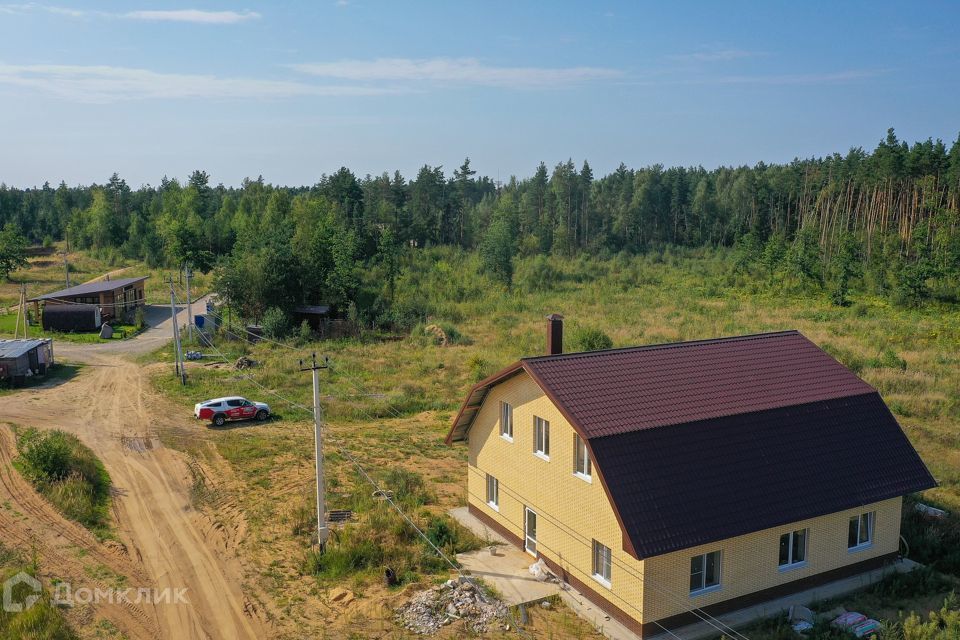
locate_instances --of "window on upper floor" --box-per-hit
[485,474,499,510]
[690,550,721,594]
[533,416,550,459]
[592,540,612,587]
[500,402,513,441]
[574,433,591,480]
[778,529,807,568]
[848,512,874,550]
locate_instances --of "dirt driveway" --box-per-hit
[1,299,269,639]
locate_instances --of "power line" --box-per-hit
[184,303,742,638]
[465,469,751,640]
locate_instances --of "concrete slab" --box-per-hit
[457,546,560,606]
[449,506,508,544]
[646,559,921,640]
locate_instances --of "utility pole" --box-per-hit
[184,263,193,343]
[300,353,329,550]
[168,277,185,385]
[14,284,28,339]
[60,251,70,287]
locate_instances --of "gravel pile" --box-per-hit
[396,578,509,634]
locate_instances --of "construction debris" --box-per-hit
[234,356,257,370]
[423,324,448,346]
[395,578,508,634]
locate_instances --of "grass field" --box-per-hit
[145,247,960,636]
[0,243,212,311]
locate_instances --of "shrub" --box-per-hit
[15,429,111,534]
[297,319,313,343]
[570,326,613,352]
[134,306,146,331]
[381,468,434,509]
[261,307,291,339]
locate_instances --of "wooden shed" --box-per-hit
[0,339,54,386]
[30,275,147,330]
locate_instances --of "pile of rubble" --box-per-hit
[396,578,509,635]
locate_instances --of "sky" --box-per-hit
[0,1,958,188]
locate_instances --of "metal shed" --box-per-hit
[0,339,54,386]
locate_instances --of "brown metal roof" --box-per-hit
[591,393,936,558]
[446,330,936,558]
[522,330,875,438]
[29,276,148,302]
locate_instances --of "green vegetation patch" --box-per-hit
[13,428,113,539]
[0,544,77,640]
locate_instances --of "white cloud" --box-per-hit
[123,9,260,24]
[289,57,622,88]
[0,4,261,24]
[0,63,401,103]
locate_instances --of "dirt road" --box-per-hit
[1,299,268,639]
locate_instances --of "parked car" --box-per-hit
[194,396,270,426]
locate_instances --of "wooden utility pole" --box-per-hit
[184,263,193,343]
[168,277,185,385]
[13,284,28,339]
[60,251,70,287]
[300,353,329,550]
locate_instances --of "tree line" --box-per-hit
[1,128,959,323]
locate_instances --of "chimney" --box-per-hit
[546,314,564,355]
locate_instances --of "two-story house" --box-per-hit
[446,315,935,637]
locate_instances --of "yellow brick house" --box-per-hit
[446,316,935,637]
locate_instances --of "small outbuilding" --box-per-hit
[30,275,147,331]
[41,304,102,332]
[0,339,54,386]
[293,304,332,331]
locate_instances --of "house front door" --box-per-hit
[524,507,537,556]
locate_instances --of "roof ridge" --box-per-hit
[522,329,801,362]
[584,389,883,439]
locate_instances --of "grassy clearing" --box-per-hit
[0,312,140,343]
[12,427,113,540]
[147,247,959,632]
[731,567,960,640]
[0,242,212,313]
[0,544,77,640]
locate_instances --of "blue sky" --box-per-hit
[0,1,958,187]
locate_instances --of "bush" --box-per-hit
[570,326,613,352]
[261,307,291,339]
[134,306,146,331]
[297,319,313,343]
[15,429,111,534]
[381,468,434,509]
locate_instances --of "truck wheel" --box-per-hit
[256,410,268,422]
[212,413,226,427]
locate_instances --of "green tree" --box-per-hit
[0,223,28,279]
[479,217,515,287]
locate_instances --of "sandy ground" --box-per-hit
[0,298,269,639]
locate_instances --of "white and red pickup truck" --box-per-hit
[194,396,271,426]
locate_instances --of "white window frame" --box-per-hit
[533,416,550,460]
[574,433,592,482]
[848,512,875,552]
[778,529,808,571]
[592,540,612,588]
[485,474,499,512]
[689,550,722,596]
[499,401,513,441]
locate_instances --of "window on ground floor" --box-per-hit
[690,550,721,594]
[592,540,612,586]
[778,529,807,568]
[485,474,499,510]
[848,512,874,550]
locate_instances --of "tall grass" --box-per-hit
[13,428,112,538]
